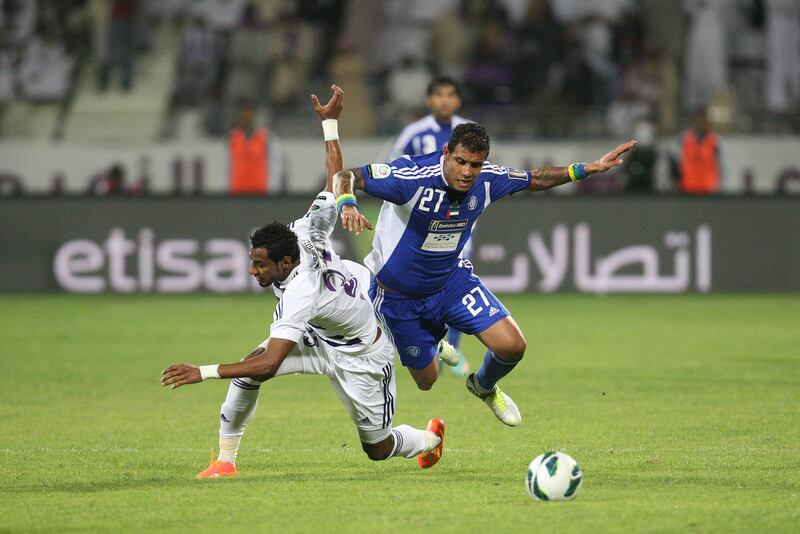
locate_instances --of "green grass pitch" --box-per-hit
[1,294,798,532]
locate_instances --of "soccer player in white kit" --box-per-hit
[161,86,444,477]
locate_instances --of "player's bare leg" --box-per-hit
[407,358,440,391]
[465,317,525,426]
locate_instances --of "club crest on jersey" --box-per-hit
[467,196,478,210]
[368,164,391,179]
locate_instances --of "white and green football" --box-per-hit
[525,451,583,501]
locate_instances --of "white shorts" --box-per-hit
[258,329,396,444]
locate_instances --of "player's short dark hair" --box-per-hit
[250,222,300,263]
[427,75,461,97]
[447,123,490,155]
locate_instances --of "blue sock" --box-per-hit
[475,351,518,391]
[447,328,461,349]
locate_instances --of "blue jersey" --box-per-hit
[390,114,471,159]
[359,152,532,297]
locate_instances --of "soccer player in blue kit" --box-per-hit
[390,76,471,160]
[333,123,635,426]
[390,76,472,377]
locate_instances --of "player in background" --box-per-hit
[333,123,635,426]
[390,76,471,160]
[161,86,444,477]
[390,75,472,377]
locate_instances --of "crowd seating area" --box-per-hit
[0,0,798,141]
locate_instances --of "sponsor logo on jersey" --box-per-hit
[368,164,391,179]
[308,194,327,212]
[406,346,421,358]
[489,306,500,317]
[421,232,461,252]
[468,195,478,210]
[508,168,527,180]
[428,219,469,232]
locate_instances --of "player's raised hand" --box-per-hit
[311,84,344,120]
[341,205,373,235]
[161,364,202,389]
[586,140,637,174]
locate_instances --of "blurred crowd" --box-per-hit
[0,0,798,139]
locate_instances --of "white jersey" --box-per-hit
[269,192,378,358]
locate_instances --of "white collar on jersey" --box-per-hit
[439,155,449,188]
[274,264,301,291]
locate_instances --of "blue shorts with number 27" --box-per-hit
[369,261,509,369]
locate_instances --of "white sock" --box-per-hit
[217,378,261,465]
[389,424,440,459]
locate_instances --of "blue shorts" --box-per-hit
[369,261,509,369]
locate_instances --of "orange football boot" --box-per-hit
[196,449,237,478]
[417,418,445,469]
[196,460,237,478]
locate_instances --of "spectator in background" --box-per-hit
[329,36,374,136]
[682,0,728,113]
[676,109,726,195]
[175,14,218,104]
[91,163,129,195]
[385,55,431,124]
[512,0,562,104]
[228,102,282,194]
[98,0,137,91]
[606,66,653,138]
[0,0,37,47]
[0,30,14,131]
[19,24,73,101]
[225,4,268,105]
[464,18,513,106]
[269,6,314,108]
[429,2,472,80]
[764,0,800,113]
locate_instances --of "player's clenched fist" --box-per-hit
[161,364,202,389]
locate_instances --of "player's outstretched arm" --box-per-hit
[310,84,344,193]
[160,338,297,389]
[528,140,637,191]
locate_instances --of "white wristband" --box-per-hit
[199,364,220,381]
[322,119,338,141]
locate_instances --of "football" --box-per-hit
[525,451,583,501]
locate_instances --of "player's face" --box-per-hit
[249,247,285,287]
[442,145,487,192]
[427,85,461,121]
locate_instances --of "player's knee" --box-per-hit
[496,336,526,361]
[361,440,392,461]
[414,376,436,391]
